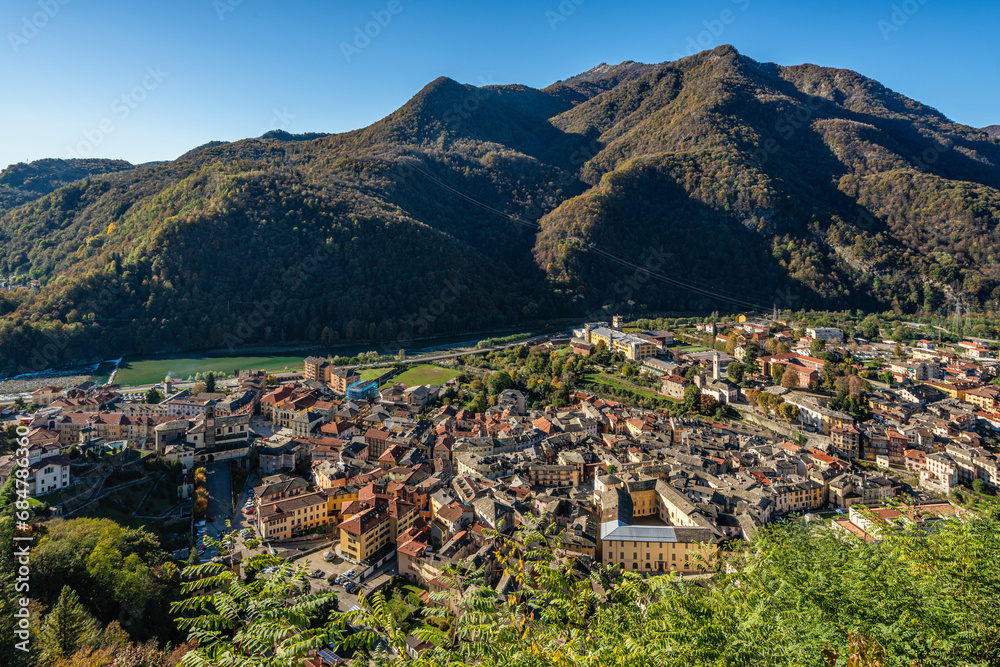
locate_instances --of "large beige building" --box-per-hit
[598,481,720,574]
[256,491,330,540]
[583,326,657,361]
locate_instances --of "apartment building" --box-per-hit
[582,326,657,360]
[256,491,330,540]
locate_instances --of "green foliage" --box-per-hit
[172,534,338,667]
[30,518,179,643]
[37,585,101,664]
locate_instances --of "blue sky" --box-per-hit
[1,0,997,170]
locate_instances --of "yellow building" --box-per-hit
[585,327,657,361]
[602,530,716,573]
[326,485,359,522]
[256,491,330,540]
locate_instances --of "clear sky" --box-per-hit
[1,0,997,170]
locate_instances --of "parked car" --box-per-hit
[195,520,206,527]
[310,569,324,578]
[343,570,357,580]
[207,516,216,522]
[322,551,335,562]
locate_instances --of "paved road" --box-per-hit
[201,462,234,555]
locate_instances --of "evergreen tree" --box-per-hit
[38,586,100,663]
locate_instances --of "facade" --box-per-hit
[805,328,843,343]
[256,491,330,540]
[329,367,361,394]
[583,326,657,360]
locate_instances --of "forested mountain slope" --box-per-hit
[2,45,999,374]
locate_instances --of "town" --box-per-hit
[1,310,996,661]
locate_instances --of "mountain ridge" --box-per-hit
[1,44,999,375]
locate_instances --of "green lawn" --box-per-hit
[584,373,676,402]
[36,485,87,506]
[390,364,459,387]
[359,367,391,382]
[115,353,308,386]
[141,477,180,515]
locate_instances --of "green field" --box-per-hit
[359,367,391,382]
[583,373,676,402]
[115,354,307,385]
[390,364,459,387]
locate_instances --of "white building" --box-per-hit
[805,327,843,343]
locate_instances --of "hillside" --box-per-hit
[0,158,133,212]
[2,45,1000,375]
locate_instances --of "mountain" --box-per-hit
[0,158,133,212]
[984,125,1000,138]
[2,45,1000,375]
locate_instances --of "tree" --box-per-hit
[781,368,800,390]
[771,364,785,385]
[809,338,826,356]
[467,393,488,414]
[171,536,338,667]
[145,388,162,404]
[777,403,800,425]
[485,370,514,396]
[972,478,986,495]
[38,586,100,664]
[727,362,745,384]
[205,372,216,393]
[744,388,760,405]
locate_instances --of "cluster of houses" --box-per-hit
[6,318,998,598]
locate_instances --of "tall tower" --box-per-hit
[612,315,624,331]
[712,351,721,381]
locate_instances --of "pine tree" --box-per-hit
[38,586,100,663]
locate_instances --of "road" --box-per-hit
[198,461,234,558]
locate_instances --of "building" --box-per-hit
[329,367,361,394]
[660,375,692,400]
[304,356,330,383]
[598,483,719,574]
[339,498,417,562]
[256,491,330,540]
[31,386,62,406]
[805,328,843,343]
[527,463,581,488]
[582,326,657,360]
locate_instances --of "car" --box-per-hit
[195,520,206,527]
[322,551,335,562]
[343,570,357,579]
[310,569,324,578]
[207,517,216,522]
[207,470,216,475]
[245,508,255,514]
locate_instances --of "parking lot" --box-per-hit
[290,548,363,609]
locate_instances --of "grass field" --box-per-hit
[115,354,307,385]
[584,373,676,402]
[359,367,391,382]
[391,364,459,387]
